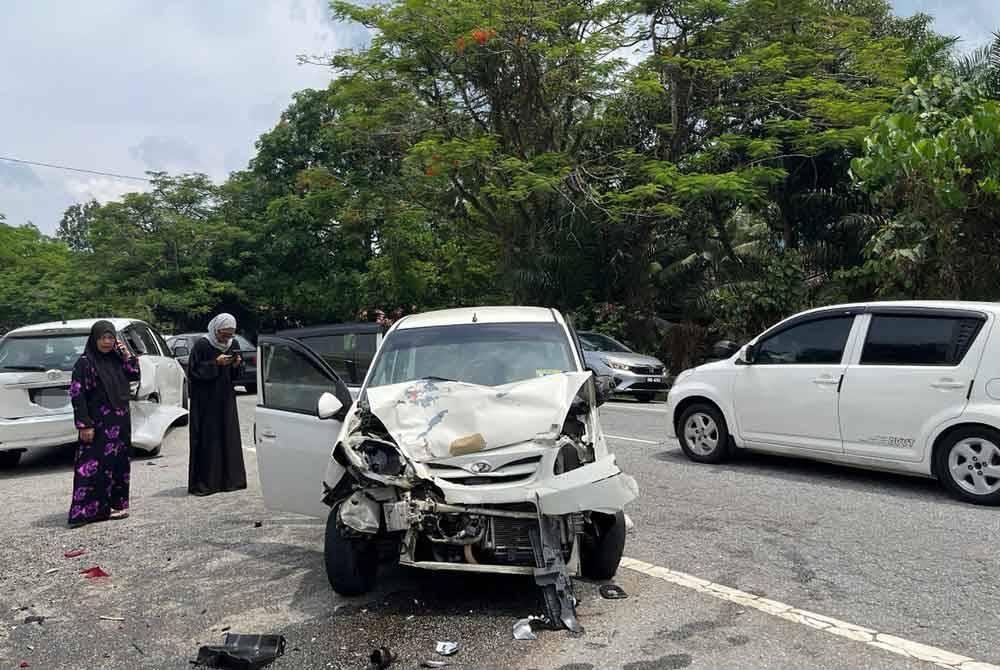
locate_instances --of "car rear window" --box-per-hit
[0,335,88,372]
[860,315,985,366]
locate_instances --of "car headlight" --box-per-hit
[602,358,631,371]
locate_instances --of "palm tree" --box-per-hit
[953,31,1000,98]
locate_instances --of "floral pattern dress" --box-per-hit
[68,355,140,524]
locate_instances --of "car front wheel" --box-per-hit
[325,506,378,596]
[936,427,1000,506]
[580,511,626,580]
[678,403,730,463]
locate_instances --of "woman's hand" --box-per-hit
[115,339,131,358]
[216,354,233,367]
[79,428,95,443]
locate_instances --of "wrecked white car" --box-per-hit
[0,318,189,468]
[255,306,638,630]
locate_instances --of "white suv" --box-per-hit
[667,301,1000,505]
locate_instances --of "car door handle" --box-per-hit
[812,377,840,386]
[931,380,966,390]
[259,430,276,439]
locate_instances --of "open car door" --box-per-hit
[255,335,352,517]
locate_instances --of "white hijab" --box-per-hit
[205,313,237,351]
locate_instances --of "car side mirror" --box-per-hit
[317,392,344,420]
[173,346,190,358]
[130,381,140,400]
[737,344,756,365]
[593,373,616,407]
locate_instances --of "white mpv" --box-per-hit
[667,301,1000,505]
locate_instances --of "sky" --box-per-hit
[1,1,997,235]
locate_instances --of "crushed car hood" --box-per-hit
[364,372,591,462]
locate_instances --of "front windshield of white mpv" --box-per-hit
[367,323,576,388]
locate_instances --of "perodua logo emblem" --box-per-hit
[469,461,492,474]
[47,370,60,381]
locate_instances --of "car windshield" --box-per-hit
[579,332,632,353]
[0,334,88,372]
[367,323,576,388]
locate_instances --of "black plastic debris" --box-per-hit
[192,633,286,669]
[253,521,263,528]
[599,584,628,600]
[366,646,395,669]
[23,615,45,625]
[420,661,448,669]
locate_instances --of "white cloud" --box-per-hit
[65,177,147,205]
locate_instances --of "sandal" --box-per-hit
[109,510,129,520]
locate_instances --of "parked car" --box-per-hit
[275,323,383,399]
[253,307,638,629]
[0,318,188,468]
[667,301,1000,505]
[167,333,257,394]
[577,331,669,402]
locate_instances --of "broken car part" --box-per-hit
[193,633,286,670]
[599,584,628,600]
[367,646,395,669]
[435,641,460,656]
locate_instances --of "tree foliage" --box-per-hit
[2,0,996,349]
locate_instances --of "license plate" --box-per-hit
[647,377,661,383]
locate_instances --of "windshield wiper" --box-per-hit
[420,376,458,383]
[1,365,48,371]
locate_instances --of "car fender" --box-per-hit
[668,379,739,444]
[919,405,1000,474]
[131,400,187,450]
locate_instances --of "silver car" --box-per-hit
[578,331,668,402]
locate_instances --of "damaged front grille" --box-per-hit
[426,455,541,486]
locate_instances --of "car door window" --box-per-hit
[151,329,171,357]
[860,315,985,366]
[299,334,358,383]
[261,342,344,415]
[136,326,162,356]
[123,329,147,356]
[755,317,854,365]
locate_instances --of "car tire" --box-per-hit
[580,511,626,580]
[935,426,1000,506]
[677,403,730,464]
[324,506,378,596]
[0,451,22,469]
[633,392,656,403]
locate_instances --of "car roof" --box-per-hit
[791,301,1000,318]
[6,318,144,337]
[276,322,383,338]
[395,306,561,330]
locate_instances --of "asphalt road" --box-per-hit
[2,394,998,669]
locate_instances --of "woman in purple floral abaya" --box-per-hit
[68,321,140,528]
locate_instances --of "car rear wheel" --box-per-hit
[325,505,378,596]
[936,427,1000,506]
[0,451,22,469]
[580,511,626,580]
[678,403,730,463]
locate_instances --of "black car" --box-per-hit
[167,333,257,394]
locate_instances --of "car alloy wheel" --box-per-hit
[684,412,720,456]
[948,438,1000,496]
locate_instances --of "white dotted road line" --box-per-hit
[605,434,660,445]
[620,557,1000,669]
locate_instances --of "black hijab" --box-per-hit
[84,321,131,409]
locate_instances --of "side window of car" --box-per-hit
[261,343,337,414]
[300,334,357,384]
[123,329,147,356]
[860,315,985,366]
[755,317,854,365]
[137,326,162,356]
[152,329,171,357]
